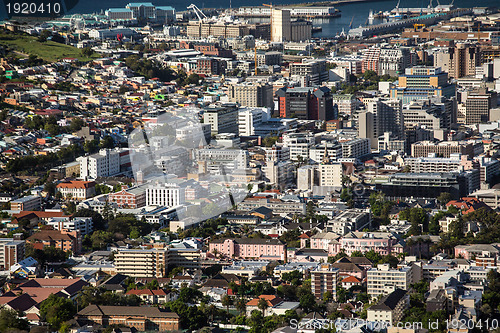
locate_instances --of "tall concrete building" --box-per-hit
[146,183,185,207]
[289,59,329,86]
[229,83,274,109]
[319,163,343,187]
[276,86,334,120]
[367,264,415,297]
[203,104,239,135]
[79,149,120,180]
[436,43,482,78]
[458,89,496,125]
[238,107,271,136]
[271,8,291,42]
[390,66,455,103]
[115,248,168,277]
[311,264,339,300]
[362,47,412,76]
[358,98,403,149]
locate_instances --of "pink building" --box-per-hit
[209,238,286,260]
[338,232,404,256]
[454,244,500,260]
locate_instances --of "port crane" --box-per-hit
[187,4,207,21]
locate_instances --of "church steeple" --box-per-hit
[322,145,330,164]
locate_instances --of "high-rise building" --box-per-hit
[238,107,271,136]
[276,86,334,120]
[311,264,339,300]
[319,163,343,187]
[271,8,291,42]
[0,238,24,271]
[390,66,455,103]
[362,47,412,76]
[229,83,274,109]
[271,8,312,42]
[203,104,239,135]
[282,132,315,161]
[458,89,496,125]
[442,43,482,78]
[289,59,329,86]
[402,100,452,130]
[358,98,403,149]
[79,149,120,180]
[367,264,414,297]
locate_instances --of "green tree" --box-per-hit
[437,192,452,207]
[69,118,85,132]
[0,308,29,332]
[222,295,233,315]
[100,136,114,149]
[257,297,269,315]
[40,294,76,330]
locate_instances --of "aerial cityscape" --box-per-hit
[0,0,499,332]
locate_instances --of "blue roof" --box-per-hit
[157,6,175,10]
[127,2,155,7]
[107,8,133,12]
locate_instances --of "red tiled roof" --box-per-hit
[246,295,283,307]
[56,181,95,189]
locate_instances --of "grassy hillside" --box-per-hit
[0,32,98,62]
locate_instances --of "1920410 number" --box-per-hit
[446,318,499,330]
[5,2,61,14]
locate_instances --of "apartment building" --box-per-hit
[76,305,179,331]
[203,104,239,135]
[311,264,340,300]
[448,43,482,79]
[238,107,271,136]
[115,248,168,277]
[209,238,286,260]
[367,289,409,324]
[367,264,413,297]
[56,181,96,200]
[358,98,403,149]
[405,154,471,173]
[341,138,371,159]
[319,163,343,187]
[10,195,41,211]
[411,141,474,158]
[229,83,274,109]
[238,197,306,215]
[196,148,249,173]
[332,94,356,115]
[362,47,412,76]
[282,132,315,161]
[27,229,81,254]
[289,59,328,85]
[79,149,120,179]
[45,217,94,236]
[310,142,343,163]
[0,238,24,271]
[339,232,404,257]
[326,209,371,235]
[145,183,185,207]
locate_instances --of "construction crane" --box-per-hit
[348,15,355,29]
[263,3,273,41]
[187,4,207,21]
